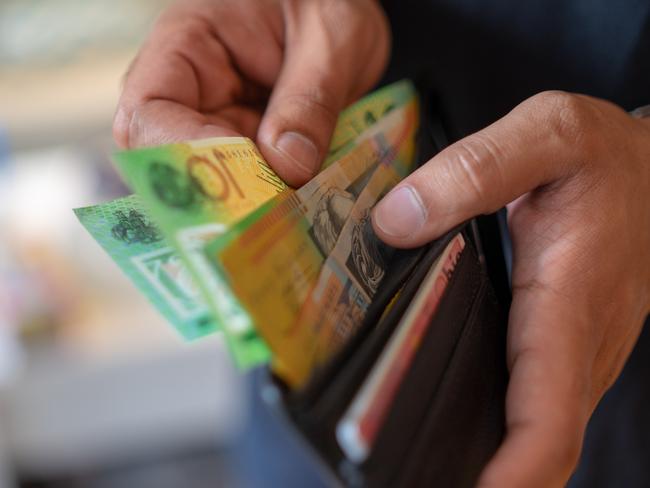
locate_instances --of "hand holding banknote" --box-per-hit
[373,92,650,488]
[113,0,389,186]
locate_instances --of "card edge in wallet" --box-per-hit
[334,234,469,464]
[357,236,485,485]
[281,227,472,475]
[394,278,506,488]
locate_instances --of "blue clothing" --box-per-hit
[382,0,650,137]
[570,324,650,487]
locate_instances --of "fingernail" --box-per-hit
[373,185,426,238]
[275,131,320,175]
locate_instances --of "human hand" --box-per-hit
[372,92,650,487]
[113,0,389,187]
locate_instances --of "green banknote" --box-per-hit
[74,194,215,340]
[113,137,284,367]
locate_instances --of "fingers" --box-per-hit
[114,0,389,186]
[113,99,262,148]
[372,91,604,247]
[257,0,389,186]
[114,1,282,148]
[114,7,238,147]
[477,285,593,488]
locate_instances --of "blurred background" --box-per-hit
[0,1,250,486]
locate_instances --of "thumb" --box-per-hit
[257,1,388,187]
[372,91,598,247]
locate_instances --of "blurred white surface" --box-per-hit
[1,335,245,478]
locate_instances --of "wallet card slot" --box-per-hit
[357,239,484,487]
[394,278,507,488]
[283,228,471,474]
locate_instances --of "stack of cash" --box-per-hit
[75,81,419,388]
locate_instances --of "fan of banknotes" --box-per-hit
[75,81,419,388]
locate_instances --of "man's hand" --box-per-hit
[372,91,650,487]
[113,0,389,186]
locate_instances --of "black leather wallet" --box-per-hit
[259,91,511,488]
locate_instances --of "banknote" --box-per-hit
[206,100,419,386]
[76,81,418,369]
[75,82,415,364]
[324,80,417,167]
[113,137,286,366]
[111,80,416,337]
[74,194,216,340]
[336,234,466,463]
[294,164,403,380]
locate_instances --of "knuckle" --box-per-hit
[447,134,505,210]
[531,91,595,151]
